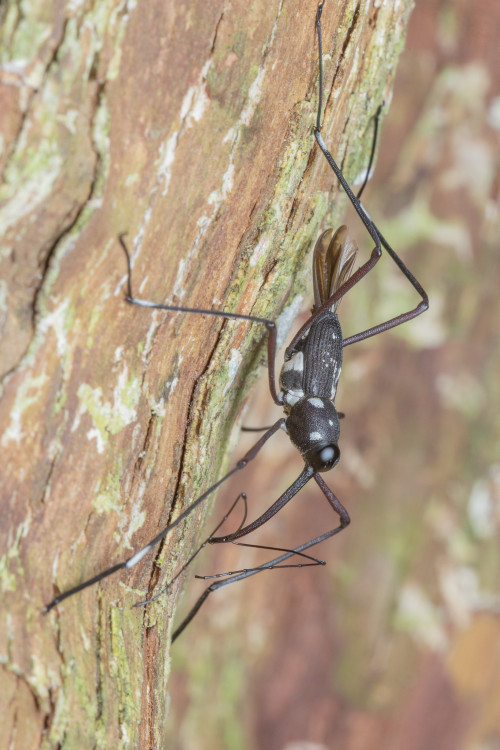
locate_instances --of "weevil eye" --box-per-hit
[310,444,340,472]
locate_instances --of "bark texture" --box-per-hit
[168,1,500,748]
[0,0,413,747]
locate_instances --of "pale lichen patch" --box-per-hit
[1,370,50,446]
[180,59,212,126]
[275,294,305,351]
[37,298,73,358]
[157,59,212,198]
[249,235,271,268]
[207,162,235,205]
[77,365,141,451]
[121,506,147,549]
[222,349,243,397]
[157,131,179,197]
[0,518,30,593]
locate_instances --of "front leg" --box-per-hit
[209,466,314,544]
[119,234,282,404]
[172,473,351,642]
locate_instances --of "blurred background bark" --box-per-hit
[0,0,417,747]
[168,1,500,749]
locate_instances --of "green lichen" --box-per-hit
[0,5,20,55]
[92,95,112,197]
[45,672,69,748]
[0,139,63,225]
[4,10,51,62]
[109,609,139,735]
[0,549,19,592]
[94,469,123,514]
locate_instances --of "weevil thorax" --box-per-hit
[285,396,341,472]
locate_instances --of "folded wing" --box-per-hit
[312,225,358,311]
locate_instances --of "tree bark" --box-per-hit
[0,0,413,747]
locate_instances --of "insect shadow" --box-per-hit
[45,2,428,640]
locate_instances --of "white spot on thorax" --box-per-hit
[308,398,324,408]
[309,431,322,441]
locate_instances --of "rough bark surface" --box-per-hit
[167,1,500,748]
[0,0,413,747]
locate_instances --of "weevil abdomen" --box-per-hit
[279,310,343,410]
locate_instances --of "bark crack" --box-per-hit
[140,317,225,604]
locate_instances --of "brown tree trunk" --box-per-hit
[0,0,413,747]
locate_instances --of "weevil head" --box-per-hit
[285,397,341,473]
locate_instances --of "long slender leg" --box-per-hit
[119,235,281,405]
[313,128,428,340]
[342,226,428,346]
[209,465,314,543]
[241,425,277,432]
[172,472,350,642]
[285,7,382,351]
[289,5,428,353]
[140,489,327,608]
[45,419,285,612]
[356,103,383,201]
[313,472,350,527]
[314,2,381,246]
[196,542,326,580]
[133,491,249,607]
